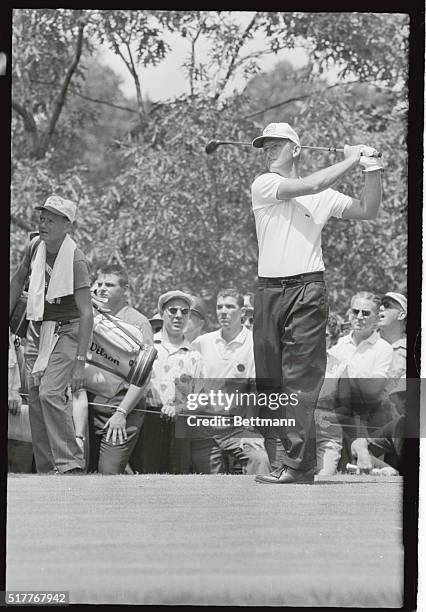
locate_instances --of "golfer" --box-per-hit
[251,122,383,484]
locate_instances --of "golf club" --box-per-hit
[205,139,382,157]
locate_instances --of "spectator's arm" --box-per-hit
[351,438,373,471]
[115,383,146,416]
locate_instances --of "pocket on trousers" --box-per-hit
[302,281,328,309]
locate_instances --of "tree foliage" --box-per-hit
[11,10,408,319]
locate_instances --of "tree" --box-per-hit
[10,10,409,317]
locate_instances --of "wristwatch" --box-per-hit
[75,355,86,362]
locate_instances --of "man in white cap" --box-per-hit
[251,122,384,484]
[9,195,93,474]
[378,292,407,378]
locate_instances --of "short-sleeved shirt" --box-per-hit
[145,330,204,408]
[251,173,351,277]
[192,326,255,379]
[24,237,90,321]
[328,330,393,379]
[191,327,256,434]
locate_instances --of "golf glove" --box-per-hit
[359,155,384,173]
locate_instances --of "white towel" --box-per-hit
[31,321,59,384]
[27,234,76,321]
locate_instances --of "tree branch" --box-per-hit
[11,100,37,133]
[243,79,379,119]
[125,42,145,118]
[36,13,86,158]
[11,100,39,154]
[69,89,138,114]
[213,13,259,100]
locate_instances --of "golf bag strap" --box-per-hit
[93,303,147,350]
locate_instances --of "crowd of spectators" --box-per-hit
[9,253,407,477]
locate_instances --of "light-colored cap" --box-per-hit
[158,290,193,313]
[252,122,300,149]
[383,292,407,313]
[35,195,77,222]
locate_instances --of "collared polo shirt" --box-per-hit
[192,326,255,379]
[146,329,204,408]
[251,172,351,277]
[328,330,393,378]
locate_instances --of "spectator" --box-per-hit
[143,290,204,473]
[191,288,271,475]
[85,267,153,474]
[316,291,395,474]
[9,195,93,474]
[185,296,208,342]
[378,291,407,383]
[351,414,405,475]
[8,331,33,473]
[95,263,152,338]
[149,313,163,334]
[242,294,254,331]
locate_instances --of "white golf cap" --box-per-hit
[252,122,300,149]
[383,292,407,313]
[35,195,77,222]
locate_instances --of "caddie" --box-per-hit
[251,122,384,484]
[9,195,93,474]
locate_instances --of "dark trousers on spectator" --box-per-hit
[88,401,144,474]
[253,275,328,472]
[136,408,191,473]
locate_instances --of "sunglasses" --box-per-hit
[166,307,190,316]
[381,300,397,309]
[351,308,373,318]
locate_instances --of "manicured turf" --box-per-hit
[6,474,403,606]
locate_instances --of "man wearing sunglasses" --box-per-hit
[143,290,204,473]
[378,292,407,379]
[315,292,395,475]
[251,122,384,484]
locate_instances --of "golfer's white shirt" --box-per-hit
[192,326,255,379]
[251,173,352,277]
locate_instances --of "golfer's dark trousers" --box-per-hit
[253,272,328,472]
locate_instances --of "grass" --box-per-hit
[6,474,403,606]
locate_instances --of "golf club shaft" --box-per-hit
[206,140,381,157]
[216,141,252,147]
[205,140,382,157]
[302,145,381,157]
